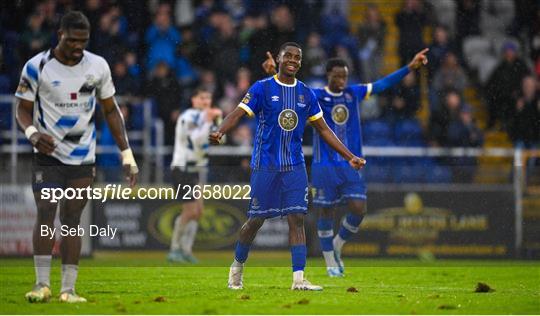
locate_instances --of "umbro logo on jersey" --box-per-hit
[324,97,331,102]
[297,103,306,108]
[52,80,61,87]
[271,96,279,102]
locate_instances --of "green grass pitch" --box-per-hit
[1,251,539,314]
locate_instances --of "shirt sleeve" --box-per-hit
[15,61,39,102]
[237,81,263,117]
[351,84,372,101]
[307,88,323,121]
[97,58,116,99]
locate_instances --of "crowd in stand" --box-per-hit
[1,0,538,155]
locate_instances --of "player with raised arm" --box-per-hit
[262,49,429,277]
[168,88,222,263]
[209,42,366,291]
[15,11,138,303]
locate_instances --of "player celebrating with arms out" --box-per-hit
[210,42,365,291]
[263,48,429,277]
[16,11,138,303]
[168,88,222,263]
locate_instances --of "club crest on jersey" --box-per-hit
[79,75,97,94]
[297,94,306,107]
[251,197,259,209]
[16,80,30,94]
[242,93,251,104]
[331,104,349,125]
[278,109,298,131]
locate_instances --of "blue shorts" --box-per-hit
[311,164,367,207]
[247,167,309,218]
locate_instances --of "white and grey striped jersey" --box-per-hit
[15,49,115,165]
[171,108,216,170]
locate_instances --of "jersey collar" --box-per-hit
[273,74,297,87]
[324,86,343,97]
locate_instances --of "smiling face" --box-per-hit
[57,28,89,62]
[327,66,348,93]
[277,46,302,77]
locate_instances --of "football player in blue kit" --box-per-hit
[262,48,429,277]
[209,42,366,290]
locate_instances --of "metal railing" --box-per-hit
[2,94,539,252]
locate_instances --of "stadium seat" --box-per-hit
[424,164,452,183]
[0,102,11,130]
[363,120,393,146]
[463,36,491,70]
[394,119,424,147]
[365,158,392,183]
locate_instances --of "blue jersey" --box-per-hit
[238,75,323,171]
[312,84,372,165]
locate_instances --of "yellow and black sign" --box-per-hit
[326,189,515,258]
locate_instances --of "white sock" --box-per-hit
[231,259,243,268]
[34,255,52,287]
[61,264,78,293]
[293,270,304,282]
[170,217,186,252]
[333,235,346,252]
[322,251,338,268]
[181,220,198,254]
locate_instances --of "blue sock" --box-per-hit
[317,218,334,252]
[290,245,307,272]
[338,213,364,241]
[234,242,250,263]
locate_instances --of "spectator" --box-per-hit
[245,13,272,79]
[144,61,182,146]
[484,42,530,129]
[198,69,223,101]
[124,51,141,78]
[446,104,483,182]
[92,10,128,63]
[431,52,467,108]
[112,60,139,97]
[428,25,456,78]
[208,12,240,88]
[357,3,387,81]
[145,3,181,72]
[428,90,463,146]
[383,72,421,122]
[508,76,540,148]
[455,0,481,51]
[446,105,483,148]
[300,32,327,80]
[219,67,251,116]
[395,0,429,66]
[19,13,52,62]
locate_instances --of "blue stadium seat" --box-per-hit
[130,103,145,131]
[394,119,424,147]
[363,120,393,146]
[424,165,452,183]
[0,102,11,130]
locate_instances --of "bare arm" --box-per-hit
[99,96,138,186]
[209,107,247,144]
[16,97,55,154]
[100,97,129,151]
[311,117,366,170]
